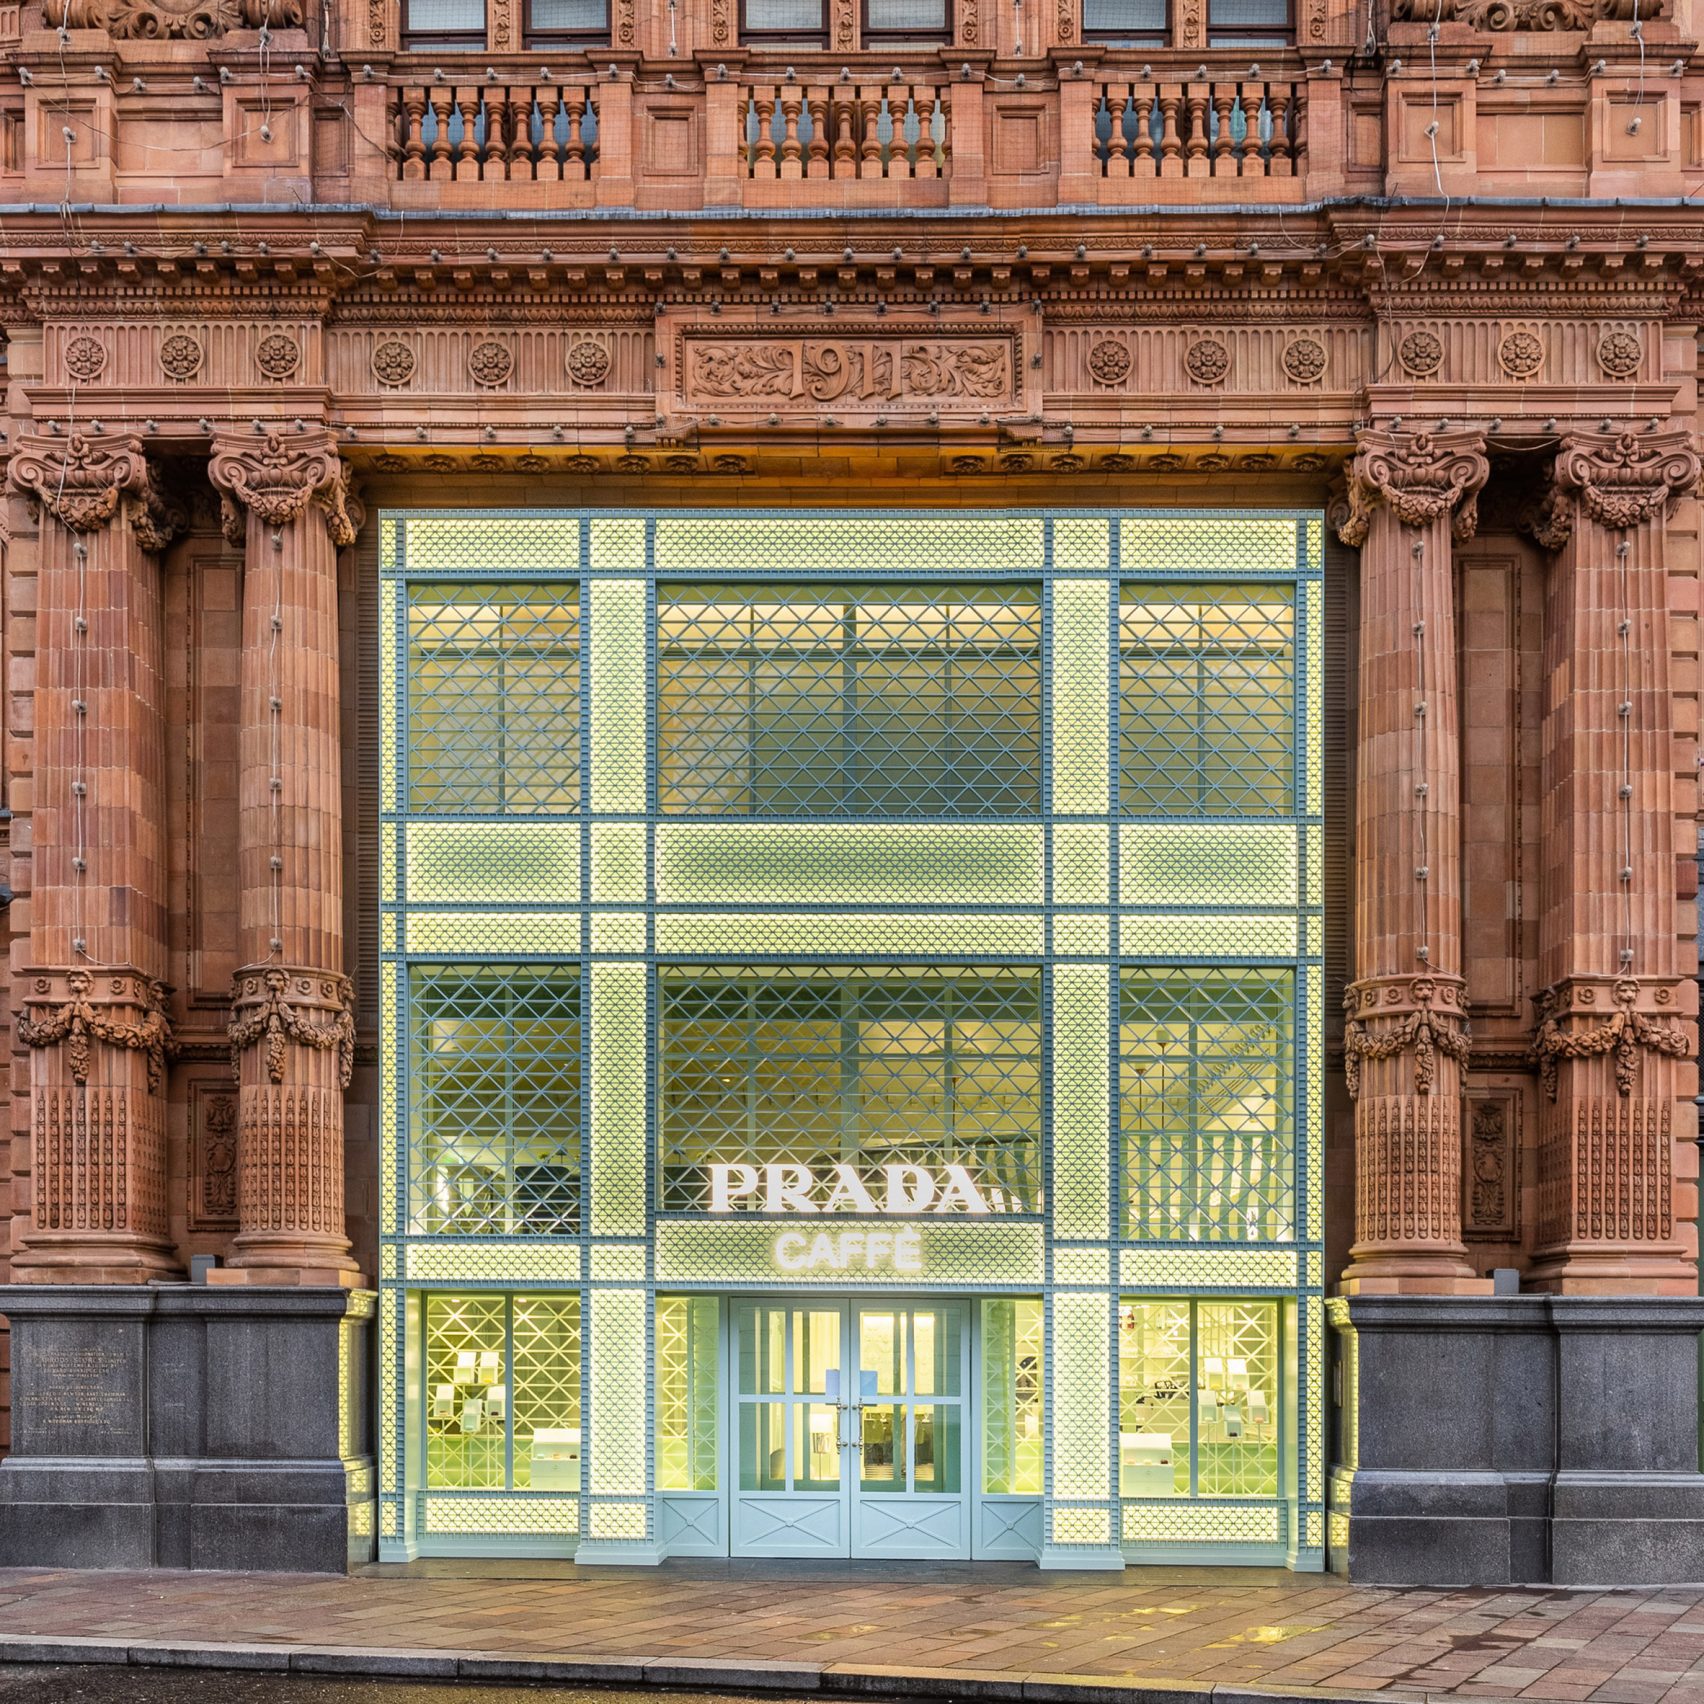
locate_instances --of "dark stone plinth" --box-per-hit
[0,1285,376,1573]
[1329,1295,1704,1586]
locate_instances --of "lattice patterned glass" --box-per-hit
[1116,1299,1190,1496]
[424,1293,583,1494]
[409,964,581,1235]
[1049,1290,1111,1505]
[659,964,1042,1213]
[982,1297,1044,1495]
[1120,969,1294,1241]
[657,1294,721,1492]
[656,582,1043,817]
[1119,583,1295,817]
[1051,964,1111,1240]
[407,582,582,814]
[1051,576,1111,816]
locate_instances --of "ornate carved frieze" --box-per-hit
[658,311,1037,424]
[209,430,357,546]
[1529,977,1691,1100]
[227,965,356,1090]
[1343,975,1473,1100]
[1391,0,1656,25]
[58,0,301,37]
[188,1078,240,1231]
[9,432,184,548]
[1337,428,1490,546]
[19,968,176,1093]
[1464,1096,1520,1240]
[1554,430,1700,531]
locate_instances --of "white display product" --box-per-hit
[530,1427,583,1490]
[1248,1390,1271,1428]
[432,1383,456,1420]
[1119,1431,1177,1497]
[459,1398,486,1434]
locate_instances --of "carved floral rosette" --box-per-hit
[1528,976,1693,1100]
[19,967,176,1093]
[1553,430,1701,533]
[1337,428,1489,547]
[208,430,358,546]
[9,432,184,549]
[1342,974,1471,1100]
[228,965,357,1090]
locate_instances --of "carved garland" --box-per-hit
[20,970,176,1093]
[1343,983,1472,1099]
[1529,980,1691,1099]
[228,967,357,1090]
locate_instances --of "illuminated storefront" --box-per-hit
[377,509,1324,1568]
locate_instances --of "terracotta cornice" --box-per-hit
[8,430,185,545]
[1336,426,1490,545]
[208,427,356,544]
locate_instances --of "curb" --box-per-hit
[0,1634,1430,1704]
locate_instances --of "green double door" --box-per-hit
[731,1299,970,1559]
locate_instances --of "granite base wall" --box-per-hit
[0,1285,376,1573]
[1329,1296,1704,1586]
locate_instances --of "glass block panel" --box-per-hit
[659,964,1042,1214]
[655,912,1046,958]
[589,517,646,569]
[1054,825,1110,905]
[1052,964,1111,1240]
[654,1220,1045,1286]
[589,1289,649,1503]
[1049,1291,1111,1502]
[1123,1500,1283,1543]
[1054,915,1110,957]
[653,824,1043,907]
[406,822,581,905]
[657,582,1042,817]
[1053,517,1111,570]
[406,913,583,955]
[406,1242,582,1283]
[1120,825,1298,909]
[591,912,648,954]
[657,1294,721,1492]
[1119,1248,1297,1289]
[1119,516,1299,575]
[392,516,581,572]
[589,580,648,815]
[1121,968,1294,1242]
[982,1297,1044,1495]
[1119,583,1295,817]
[409,964,581,1236]
[590,823,649,902]
[589,962,649,1238]
[1052,577,1111,816]
[653,515,1044,574]
[408,582,581,814]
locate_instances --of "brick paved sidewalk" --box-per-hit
[1,1561,1703,1704]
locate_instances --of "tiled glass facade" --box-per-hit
[379,509,1325,1568]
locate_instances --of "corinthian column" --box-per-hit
[1336,429,1489,1294]
[208,429,360,1286]
[1521,431,1701,1294]
[7,432,183,1282]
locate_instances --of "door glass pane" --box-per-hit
[796,1310,840,1395]
[1197,1301,1280,1495]
[1117,1300,1191,1496]
[657,1295,719,1492]
[797,1403,842,1489]
[740,1401,788,1491]
[981,1297,1044,1494]
[860,1404,901,1489]
[860,1311,903,1396]
[914,1403,961,1493]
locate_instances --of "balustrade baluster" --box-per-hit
[537,87,563,179]
[860,91,884,175]
[511,90,537,179]
[1212,87,1236,169]
[780,90,804,177]
[915,92,937,179]
[832,91,857,174]
[564,92,587,176]
[807,90,830,175]
[401,91,427,179]
[427,90,453,178]
[1157,91,1182,173]
[754,91,778,175]
[1185,86,1210,171]
[1268,86,1293,174]
[1133,87,1156,172]
[1238,87,1263,171]
[456,92,480,176]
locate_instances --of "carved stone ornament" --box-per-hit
[1392,0,1655,25]
[1282,337,1327,384]
[566,339,612,387]
[1184,337,1231,385]
[64,336,108,382]
[371,339,417,387]
[1397,328,1445,377]
[711,0,730,42]
[1088,339,1132,386]
[228,966,356,1090]
[1554,429,1701,530]
[1342,976,1472,1100]
[9,431,184,549]
[159,332,205,381]
[1337,427,1491,546]
[255,333,302,381]
[959,0,978,42]
[1497,329,1544,379]
[469,339,515,387]
[1596,329,1643,378]
[1530,978,1691,1099]
[209,430,357,545]
[19,968,175,1093]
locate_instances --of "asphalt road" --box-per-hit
[0,1673,783,1703]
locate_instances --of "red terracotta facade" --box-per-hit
[0,0,1698,1443]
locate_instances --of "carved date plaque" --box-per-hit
[659,311,1037,424]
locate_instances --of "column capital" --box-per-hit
[18,966,176,1095]
[1529,974,1694,1102]
[8,430,185,548]
[1342,973,1471,1101]
[208,428,357,545]
[1548,429,1701,536]
[1337,427,1490,547]
[227,964,356,1090]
